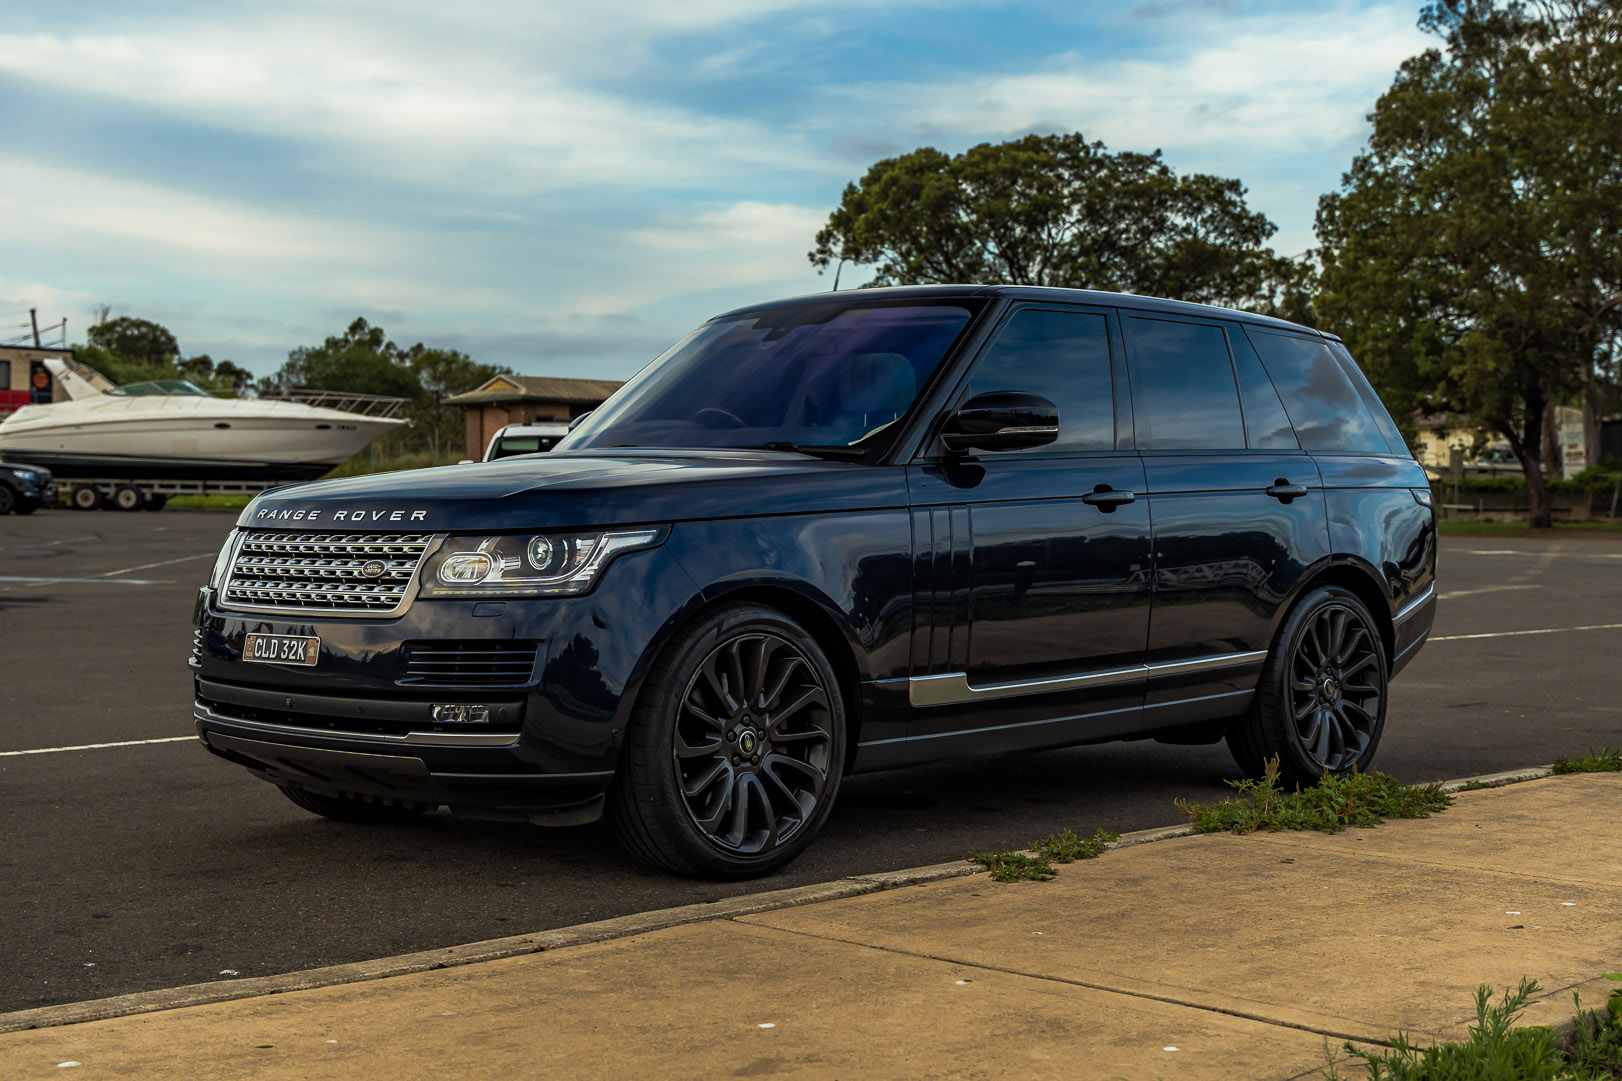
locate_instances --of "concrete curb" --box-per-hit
[0,762,1561,1035]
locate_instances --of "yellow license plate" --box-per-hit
[243,633,320,666]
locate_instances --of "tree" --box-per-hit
[87,316,180,367]
[260,318,509,459]
[1314,0,1622,527]
[404,343,510,459]
[259,318,422,402]
[808,133,1295,308]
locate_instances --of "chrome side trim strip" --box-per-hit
[193,702,521,748]
[1393,584,1437,626]
[901,649,1268,708]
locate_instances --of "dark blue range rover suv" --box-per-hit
[192,286,1436,878]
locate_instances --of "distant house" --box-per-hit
[0,344,73,419]
[447,374,623,461]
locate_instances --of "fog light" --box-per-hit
[432,703,491,725]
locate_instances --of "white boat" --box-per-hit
[0,360,407,482]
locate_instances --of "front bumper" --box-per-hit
[191,545,702,817]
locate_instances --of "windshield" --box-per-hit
[488,434,563,460]
[564,300,979,454]
[111,379,213,397]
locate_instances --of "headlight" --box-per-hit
[419,528,665,598]
[208,531,238,591]
[10,468,37,483]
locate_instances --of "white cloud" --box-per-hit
[841,5,1426,156]
[0,159,394,266]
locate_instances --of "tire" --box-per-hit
[608,602,848,879]
[0,484,14,515]
[278,785,430,824]
[112,484,147,511]
[1227,585,1388,787]
[71,484,103,511]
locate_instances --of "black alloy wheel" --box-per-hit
[674,632,836,856]
[0,484,14,515]
[1227,585,1388,786]
[1287,602,1383,772]
[610,602,847,879]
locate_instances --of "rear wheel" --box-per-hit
[609,602,847,879]
[278,785,429,824]
[71,484,103,511]
[1227,585,1388,787]
[112,484,147,511]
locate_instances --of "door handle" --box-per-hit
[1266,481,1309,501]
[1082,488,1136,509]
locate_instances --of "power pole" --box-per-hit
[29,308,40,348]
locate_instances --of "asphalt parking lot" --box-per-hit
[2,510,1619,1015]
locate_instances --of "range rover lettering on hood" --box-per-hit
[254,507,429,523]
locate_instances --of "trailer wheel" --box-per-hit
[144,494,168,511]
[71,485,103,511]
[112,485,147,512]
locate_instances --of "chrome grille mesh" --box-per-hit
[222,532,433,614]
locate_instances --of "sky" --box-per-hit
[0,0,1433,382]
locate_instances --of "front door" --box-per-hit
[904,304,1153,754]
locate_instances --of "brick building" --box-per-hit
[1,345,74,419]
[449,374,624,461]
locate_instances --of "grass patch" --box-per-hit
[1324,979,1622,1080]
[165,494,254,510]
[1438,520,1622,536]
[1177,758,1451,835]
[972,828,1119,883]
[1553,747,1622,774]
[1458,779,1488,791]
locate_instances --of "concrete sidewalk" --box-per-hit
[1,773,1617,1080]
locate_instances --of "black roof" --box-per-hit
[716,284,1334,340]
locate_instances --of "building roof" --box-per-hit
[447,373,624,407]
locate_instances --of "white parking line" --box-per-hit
[1438,584,1540,600]
[94,552,214,577]
[0,576,168,586]
[1432,622,1622,643]
[0,736,196,757]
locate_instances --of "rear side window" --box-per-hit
[1244,329,1390,453]
[961,308,1114,453]
[1126,317,1246,450]
[1227,329,1298,450]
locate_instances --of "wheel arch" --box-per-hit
[667,580,869,765]
[1285,558,1396,665]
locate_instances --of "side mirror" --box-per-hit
[568,411,592,431]
[941,391,1059,453]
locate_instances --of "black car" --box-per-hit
[192,286,1436,878]
[0,462,53,514]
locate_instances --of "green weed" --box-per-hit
[1177,758,1451,835]
[972,828,1119,883]
[1553,747,1622,774]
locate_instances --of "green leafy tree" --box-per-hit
[403,343,510,459]
[1314,0,1622,527]
[86,316,180,367]
[809,132,1295,308]
[259,318,422,402]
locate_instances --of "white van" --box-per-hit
[482,422,570,462]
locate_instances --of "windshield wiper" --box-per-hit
[749,442,869,461]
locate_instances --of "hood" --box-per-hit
[239,448,906,532]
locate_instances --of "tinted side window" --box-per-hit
[1227,329,1299,450]
[1244,329,1389,453]
[1126,317,1245,450]
[962,308,1114,453]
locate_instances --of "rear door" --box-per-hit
[904,303,1153,754]
[1123,314,1330,730]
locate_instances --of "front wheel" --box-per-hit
[0,485,14,515]
[1227,585,1388,787]
[609,603,847,879]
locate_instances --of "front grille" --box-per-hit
[221,532,434,615]
[401,641,539,686]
